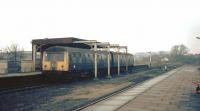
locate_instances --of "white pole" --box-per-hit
[117,47,120,75]
[32,44,36,71]
[94,43,98,80]
[107,45,111,78]
[149,52,152,68]
[125,47,128,72]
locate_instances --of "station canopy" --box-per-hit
[32,37,98,52]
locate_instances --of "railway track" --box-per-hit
[71,67,181,111]
[0,84,49,95]
[71,79,144,111]
[0,67,150,95]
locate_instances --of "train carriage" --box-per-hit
[42,46,135,79]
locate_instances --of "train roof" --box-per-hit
[44,46,133,55]
[32,37,104,52]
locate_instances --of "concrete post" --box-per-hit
[125,47,128,72]
[133,55,135,65]
[107,45,111,78]
[117,47,120,75]
[32,44,36,71]
[149,52,152,68]
[94,43,98,80]
[40,45,43,71]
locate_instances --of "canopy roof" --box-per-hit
[32,37,92,51]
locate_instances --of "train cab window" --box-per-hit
[45,52,64,61]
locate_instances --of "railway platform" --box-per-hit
[0,72,43,90]
[0,72,41,78]
[81,65,200,111]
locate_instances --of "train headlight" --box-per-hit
[44,65,47,69]
[61,65,64,70]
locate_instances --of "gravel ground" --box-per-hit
[0,69,171,111]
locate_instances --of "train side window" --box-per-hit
[114,55,117,62]
[71,53,77,63]
[102,54,104,61]
[84,53,87,58]
[97,54,99,60]
[82,53,86,63]
[77,53,82,63]
[123,55,125,64]
[90,53,93,62]
[100,55,102,60]
[85,53,90,63]
[81,53,87,63]
[100,54,103,61]
[120,55,123,64]
[83,53,86,63]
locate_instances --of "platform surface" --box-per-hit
[81,65,200,111]
[0,72,41,78]
[116,65,200,111]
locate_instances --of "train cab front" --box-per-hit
[42,51,69,79]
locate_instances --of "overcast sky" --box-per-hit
[0,0,200,53]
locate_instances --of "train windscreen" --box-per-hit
[45,52,64,61]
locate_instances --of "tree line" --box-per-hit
[170,44,200,65]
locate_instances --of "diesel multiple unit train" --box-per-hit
[42,46,148,79]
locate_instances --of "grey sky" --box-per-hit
[0,0,200,53]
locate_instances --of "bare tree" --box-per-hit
[171,44,189,56]
[5,43,24,61]
[179,44,189,55]
[170,44,189,62]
